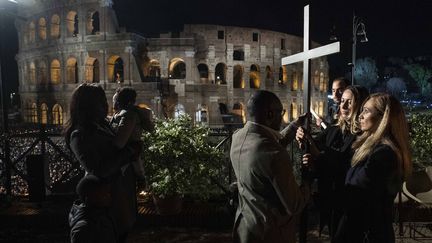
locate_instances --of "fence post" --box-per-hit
[26,154,48,202]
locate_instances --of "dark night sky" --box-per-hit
[1,0,432,96]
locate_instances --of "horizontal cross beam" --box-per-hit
[281,42,340,66]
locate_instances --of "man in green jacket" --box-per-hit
[230,90,310,243]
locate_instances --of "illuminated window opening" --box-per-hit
[67,57,78,83]
[85,57,99,83]
[233,65,244,88]
[249,64,260,89]
[291,103,298,120]
[29,62,36,84]
[320,72,326,92]
[291,71,298,91]
[67,11,78,36]
[197,63,209,82]
[29,103,38,123]
[168,58,186,79]
[215,63,227,84]
[52,104,63,125]
[41,103,48,124]
[87,11,100,35]
[232,103,246,124]
[108,56,124,82]
[50,14,60,39]
[38,61,47,84]
[50,59,61,84]
[38,18,47,40]
[29,22,36,43]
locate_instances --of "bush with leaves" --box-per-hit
[141,115,226,200]
[410,113,432,169]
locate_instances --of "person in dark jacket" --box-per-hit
[230,90,310,243]
[296,85,369,238]
[65,84,140,243]
[333,93,412,243]
[69,174,117,243]
[315,77,348,128]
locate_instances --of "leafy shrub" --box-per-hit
[410,113,432,169]
[141,115,226,199]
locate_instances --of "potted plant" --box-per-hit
[141,114,225,214]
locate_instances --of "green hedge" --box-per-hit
[410,113,432,168]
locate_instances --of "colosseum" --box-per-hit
[15,0,330,127]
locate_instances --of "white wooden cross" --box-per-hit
[282,5,340,116]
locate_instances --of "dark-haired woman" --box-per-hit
[65,84,139,243]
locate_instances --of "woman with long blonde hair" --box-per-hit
[296,85,369,238]
[334,93,412,243]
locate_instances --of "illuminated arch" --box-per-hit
[50,14,60,38]
[50,59,61,84]
[232,102,246,124]
[215,63,227,84]
[290,102,298,120]
[233,65,244,88]
[38,61,48,84]
[138,103,150,109]
[314,70,319,90]
[265,66,273,80]
[29,103,38,123]
[108,55,124,82]
[142,59,161,80]
[319,101,324,116]
[320,72,326,92]
[299,72,303,91]
[66,11,78,36]
[249,64,260,89]
[40,103,48,124]
[29,21,36,43]
[85,57,99,83]
[67,57,78,83]
[52,104,63,125]
[168,58,186,79]
[38,17,47,40]
[291,71,298,91]
[87,11,100,35]
[278,66,288,85]
[29,62,36,84]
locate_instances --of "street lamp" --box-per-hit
[0,0,23,196]
[351,14,368,85]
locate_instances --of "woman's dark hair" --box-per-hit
[64,84,107,146]
[115,87,137,110]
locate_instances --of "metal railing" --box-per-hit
[0,124,81,196]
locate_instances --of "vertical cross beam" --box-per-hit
[281,5,340,117]
[281,5,340,243]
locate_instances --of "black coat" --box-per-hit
[69,121,137,236]
[314,126,356,236]
[334,144,402,243]
[69,200,117,243]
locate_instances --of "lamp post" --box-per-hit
[0,0,22,196]
[351,14,368,85]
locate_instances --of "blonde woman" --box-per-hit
[296,85,369,238]
[334,93,411,243]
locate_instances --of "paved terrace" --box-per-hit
[0,195,430,243]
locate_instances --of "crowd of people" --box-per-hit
[62,75,411,243]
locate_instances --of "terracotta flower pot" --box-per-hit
[152,194,183,215]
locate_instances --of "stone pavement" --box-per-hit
[0,196,430,242]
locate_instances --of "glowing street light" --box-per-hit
[350,14,368,85]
